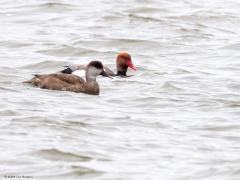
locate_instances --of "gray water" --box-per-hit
[0,0,240,179]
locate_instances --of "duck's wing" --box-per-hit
[24,73,85,88]
[61,65,86,74]
[46,74,85,85]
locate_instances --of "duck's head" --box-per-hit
[86,61,111,82]
[116,52,137,76]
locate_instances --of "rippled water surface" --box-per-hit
[1,0,240,179]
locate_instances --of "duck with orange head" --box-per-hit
[61,52,137,77]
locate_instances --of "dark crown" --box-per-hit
[88,61,103,69]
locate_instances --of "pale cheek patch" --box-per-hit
[87,67,102,78]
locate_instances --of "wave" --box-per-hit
[34,148,92,162]
[36,45,103,57]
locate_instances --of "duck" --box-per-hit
[24,61,111,95]
[60,52,137,77]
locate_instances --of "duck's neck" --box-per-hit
[85,76,99,95]
[116,63,128,76]
[117,71,127,76]
[86,75,97,83]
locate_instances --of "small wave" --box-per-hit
[72,39,160,53]
[0,40,33,48]
[126,6,162,14]
[174,68,193,74]
[0,110,20,116]
[37,45,102,57]
[199,125,240,132]
[161,82,183,91]
[128,13,162,22]
[52,165,103,178]
[69,165,103,176]
[225,101,240,108]
[35,149,93,162]
[20,60,68,71]
[0,86,19,92]
[106,38,157,44]
[219,43,240,50]
[38,2,76,8]
[165,11,239,21]
[32,2,78,12]
[100,38,161,51]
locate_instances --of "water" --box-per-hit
[0,0,240,179]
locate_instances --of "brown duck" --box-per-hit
[24,61,111,95]
[61,52,137,77]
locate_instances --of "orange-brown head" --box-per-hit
[116,52,137,76]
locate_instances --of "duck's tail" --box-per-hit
[23,74,40,84]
